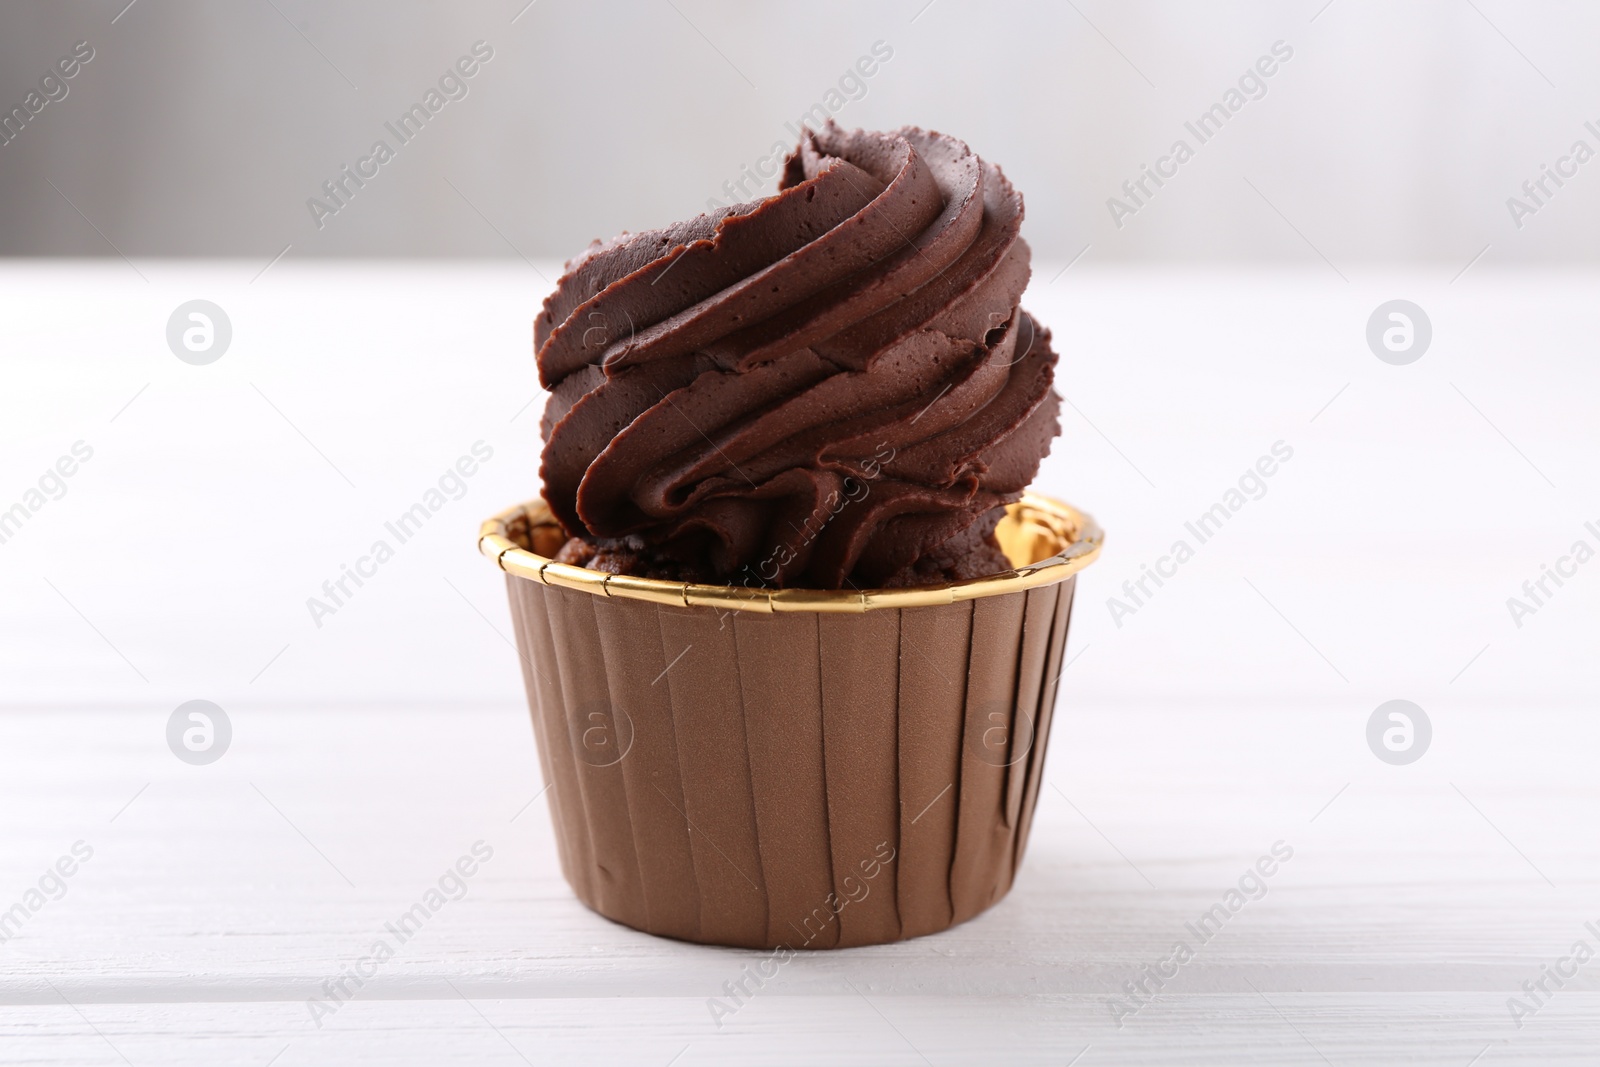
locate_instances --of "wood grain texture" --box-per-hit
[4,699,1599,1065]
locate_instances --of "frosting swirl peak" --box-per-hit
[537,122,1060,589]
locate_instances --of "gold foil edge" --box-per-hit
[479,491,1103,613]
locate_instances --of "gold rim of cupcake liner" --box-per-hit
[479,491,1102,614]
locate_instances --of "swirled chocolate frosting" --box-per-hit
[536,122,1060,589]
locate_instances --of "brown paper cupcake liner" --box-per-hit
[482,493,1102,949]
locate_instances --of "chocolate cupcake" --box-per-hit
[481,122,1102,948]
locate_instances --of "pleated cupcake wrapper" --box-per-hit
[503,568,1078,949]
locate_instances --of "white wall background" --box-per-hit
[1,0,1597,263]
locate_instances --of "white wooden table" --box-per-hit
[2,263,1597,1064]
